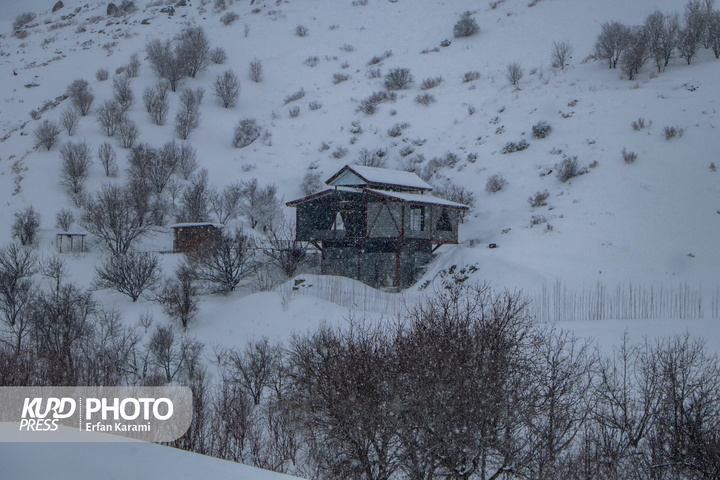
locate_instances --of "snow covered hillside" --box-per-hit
[1,0,719,476]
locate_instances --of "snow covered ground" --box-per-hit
[1,0,719,476]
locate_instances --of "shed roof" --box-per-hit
[170,223,224,229]
[326,165,432,191]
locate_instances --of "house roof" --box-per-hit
[364,189,469,209]
[170,223,224,229]
[286,187,469,209]
[325,165,433,191]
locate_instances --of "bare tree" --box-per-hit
[261,220,309,277]
[620,26,649,80]
[55,209,75,232]
[187,228,258,294]
[93,250,161,302]
[157,263,198,330]
[66,79,94,116]
[143,81,170,125]
[175,88,204,140]
[551,40,573,69]
[126,52,141,77]
[117,118,139,149]
[177,169,211,223]
[177,26,211,78]
[33,120,61,150]
[60,141,92,206]
[678,0,707,64]
[0,243,37,353]
[240,179,280,231]
[145,38,187,92]
[177,142,199,180]
[12,207,41,247]
[113,74,134,113]
[81,183,153,255]
[213,70,240,108]
[228,338,281,405]
[709,10,720,58]
[97,142,118,177]
[209,182,243,224]
[595,21,631,68]
[60,108,79,135]
[95,99,125,136]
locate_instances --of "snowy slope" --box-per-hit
[2,0,720,476]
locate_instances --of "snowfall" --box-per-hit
[0,0,719,477]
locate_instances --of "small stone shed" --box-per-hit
[170,223,223,253]
[286,165,469,289]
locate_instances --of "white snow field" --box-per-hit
[1,0,719,476]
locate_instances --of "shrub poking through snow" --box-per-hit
[384,68,414,90]
[388,122,410,137]
[454,14,479,38]
[663,125,684,140]
[463,71,480,83]
[532,121,552,139]
[284,88,305,104]
[502,139,530,154]
[632,117,650,130]
[485,174,506,193]
[415,93,436,106]
[622,148,637,163]
[555,156,587,182]
[528,190,550,207]
[233,118,260,148]
[34,120,61,150]
[421,76,442,90]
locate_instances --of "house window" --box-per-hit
[410,206,425,231]
[436,209,453,231]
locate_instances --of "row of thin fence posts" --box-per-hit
[277,276,720,321]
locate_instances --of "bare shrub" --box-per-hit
[233,119,260,148]
[332,72,349,84]
[529,190,550,207]
[420,76,442,90]
[113,74,134,112]
[308,101,322,111]
[117,118,139,149]
[97,142,118,177]
[502,139,530,154]
[220,11,239,26]
[249,58,263,82]
[213,70,240,108]
[288,106,300,118]
[143,81,170,126]
[95,100,125,136]
[555,156,587,182]
[96,69,109,81]
[551,40,573,69]
[187,229,258,294]
[367,67,381,79]
[532,121,552,139]
[331,146,348,159]
[296,25,308,37]
[177,26,211,78]
[210,47,227,65]
[34,120,61,150]
[175,88,204,140]
[485,174,506,193]
[384,67,414,90]
[66,79,94,116]
[94,251,161,302]
[631,117,650,130]
[368,50,392,65]
[13,12,36,32]
[622,148,637,163]
[12,206,41,246]
[663,125,684,140]
[355,148,388,168]
[463,71,481,83]
[454,15,479,38]
[506,62,524,86]
[388,122,410,137]
[304,56,319,67]
[357,90,396,115]
[126,53,141,77]
[415,93,436,106]
[157,263,198,329]
[284,88,305,104]
[301,171,323,195]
